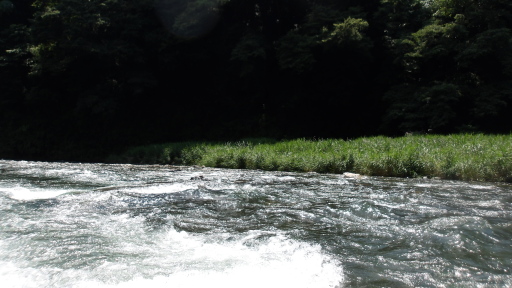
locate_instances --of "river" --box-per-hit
[0,160,511,287]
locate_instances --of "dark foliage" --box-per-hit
[1,0,511,161]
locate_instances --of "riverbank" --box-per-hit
[107,134,512,183]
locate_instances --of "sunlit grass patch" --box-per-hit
[108,134,512,183]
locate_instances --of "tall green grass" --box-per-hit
[107,134,512,182]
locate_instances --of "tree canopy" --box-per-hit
[1,0,511,161]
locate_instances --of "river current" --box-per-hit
[0,160,511,287]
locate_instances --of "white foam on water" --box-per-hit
[121,183,197,194]
[0,187,72,201]
[0,228,344,288]
[467,184,494,190]
[414,183,435,188]
[0,262,49,288]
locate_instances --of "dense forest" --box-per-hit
[1,0,512,162]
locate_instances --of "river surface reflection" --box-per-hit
[0,160,511,287]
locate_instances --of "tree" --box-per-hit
[382,0,512,134]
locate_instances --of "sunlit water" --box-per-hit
[0,160,511,287]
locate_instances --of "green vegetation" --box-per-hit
[108,134,512,183]
[1,1,512,162]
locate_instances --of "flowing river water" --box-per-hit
[0,160,511,287]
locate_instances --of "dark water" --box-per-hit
[0,160,511,287]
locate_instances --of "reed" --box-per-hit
[108,134,512,182]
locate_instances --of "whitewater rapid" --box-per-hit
[1,160,511,287]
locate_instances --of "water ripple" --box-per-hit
[1,160,511,287]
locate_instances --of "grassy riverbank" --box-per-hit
[107,134,512,182]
